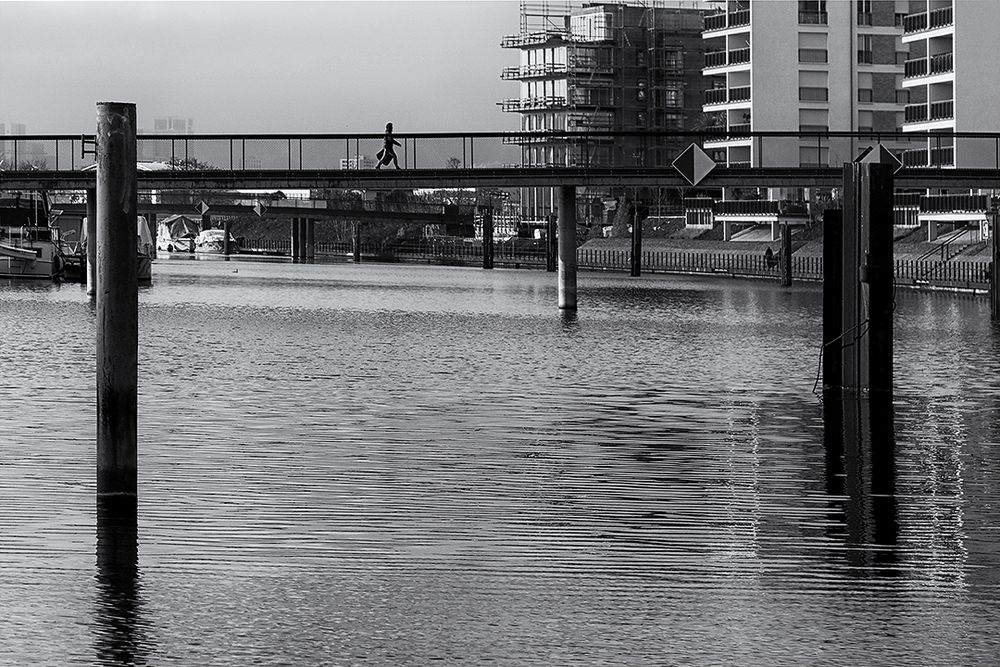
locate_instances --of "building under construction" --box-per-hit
[499,1,708,228]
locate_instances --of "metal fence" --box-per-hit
[2,130,999,173]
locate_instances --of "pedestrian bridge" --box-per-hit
[1,130,997,191]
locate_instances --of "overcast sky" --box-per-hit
[0,0,520,134]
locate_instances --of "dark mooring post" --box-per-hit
[779,223,793,286]
[86,187,97,296]
[991,209,999,321]
[201,212,211,232]
[96,101,138,503]
[840,162,894,394]
[546,212,557,272]
[353,222,361,263]
[481,205,494,270]
[557,186,577,310]
[290,217,300,261]
[630,206,642,277]
[305,218,315,262]
[222,220,231,256]
[822,209,843,390]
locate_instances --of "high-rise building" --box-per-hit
[0,123,27,136]
[701,0,909,171]
[500,1,707,226]
[900,0,1000,168]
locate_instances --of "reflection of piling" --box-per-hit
[86,187,97,296]
[778,223,792,287]
[558,186,577,310]
[545,212,557,273]
[481,205,494,270]
[825,163,894,394]
[96,496,143,665]
[630,207,642,277]
[96,102,138,501]
[222,220,231,256]
[305,218,315,262]
[991,209,999,321]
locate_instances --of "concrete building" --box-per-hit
[140,116,195,163]
[702,0,909,171]
[500,1,707,226]
[900,0,1000,169]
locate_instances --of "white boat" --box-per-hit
[194,228,239,254]
[0,225,64,279]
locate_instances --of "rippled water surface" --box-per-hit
[2,259,999,665]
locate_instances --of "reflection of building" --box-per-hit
[900,0,1000,168]
[500,1,706,224]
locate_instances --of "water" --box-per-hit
[2,258,999,665]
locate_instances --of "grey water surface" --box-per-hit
[1,258,998,665]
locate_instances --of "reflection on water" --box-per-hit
[2,262,999,665]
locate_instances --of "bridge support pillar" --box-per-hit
[991,209,999,321]
[779,223,792,287]
[825,162,894,395]
[222,220,231,256]
[353,222,361,263]
[630,206,642,277]
[305,218,315,261]
[545,212,557,272]
[481,205,494,270]
[95,101,138,503]
[558,186,577,310]
[86,188,97,296]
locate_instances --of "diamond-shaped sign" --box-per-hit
[860,144,903,174]
[672,143,717,187]
[253,201,267,218]
[196,200,210,215]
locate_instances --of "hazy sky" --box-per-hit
[0,0,520,133]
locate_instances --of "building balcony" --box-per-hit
[903,100,953,124]
[715,200,808,217]
[903,51,954,79]
[497,96,568,112]
[902,6,953,35]
[798,11,828,25]
[922,193,989,212]
[704,47,751,70]
[500,31,566,48]
[704,86,751,107]
[901,146,955,167]
[702,8,750,34]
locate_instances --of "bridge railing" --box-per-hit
[2,131,999,174]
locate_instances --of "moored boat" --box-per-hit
[194,228,240,254]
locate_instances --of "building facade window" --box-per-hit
[857,35,873,64]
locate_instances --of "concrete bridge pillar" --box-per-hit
[558,186,577,310]
[723,220,733,242]
[353,222,361,263]
[290,217,300,261]
[630,207,642,277]
[95,101,138,503]
[481,205,494,270]
[305,218,315,261]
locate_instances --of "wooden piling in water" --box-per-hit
[822,209,843,390]
[991,209,999,321]
[290,218,300,261]
[95,101,138,502]
[201,212,211,232]
[630,207,642,277]
[558,186,577,310]
[779,223,792,286]
[353,222,361,263]
[222,220,231,256]
[546,212,557,273]
[481,205,494,270]
[86,187,97,296]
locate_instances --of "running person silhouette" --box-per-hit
[375,122,401,170]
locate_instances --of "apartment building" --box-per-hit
[500,1,706,225]
[900,0,1000,169]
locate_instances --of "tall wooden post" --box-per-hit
[558,186,577,310]
[779,223,792,286]
[86,187,97,296]
[991,209,999,321]
[481,205,494,270]
[305,218,315,261]
[96,101,138,503]
[822,209,843,390]
[146,212,157,259]
[201,212,210,232]
[630,207,642,277]
[840,162,894,395]
[290,217,300,261]
[222,220,231,256]
[545,212,557,272]
[353,222,361,263]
